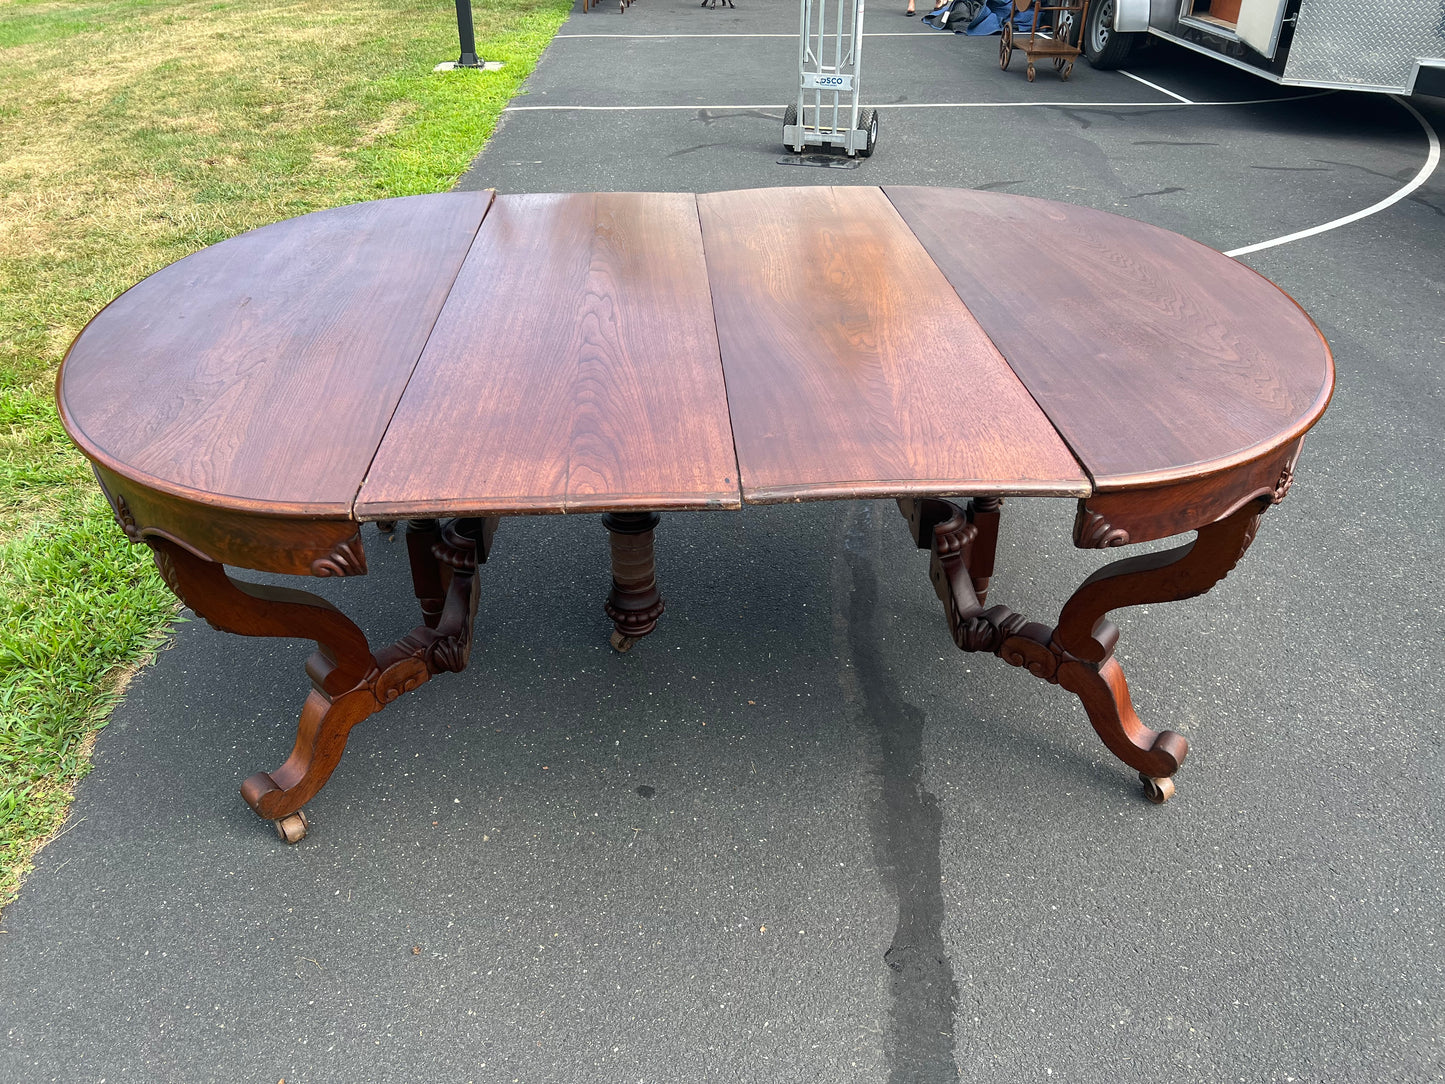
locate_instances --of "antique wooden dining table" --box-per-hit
[57,186,1333,842]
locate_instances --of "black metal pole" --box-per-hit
[454,0,483,68]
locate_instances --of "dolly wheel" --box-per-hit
[783,103,801,153]
[856,108,878,158]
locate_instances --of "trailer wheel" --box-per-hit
[856,109,878,158]
[1083,0,1139,69]
[783,103,802,154]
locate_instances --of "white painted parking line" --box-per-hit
[554,32,927,38]
[1119,70,1194,104]
[505,93,1331,111]
[1225,95,1441,257]
[556,32,793,38]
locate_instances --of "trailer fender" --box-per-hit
[1112,0,1147,34]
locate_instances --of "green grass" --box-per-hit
[0,0,571,908]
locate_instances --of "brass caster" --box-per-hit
[273,809,309,843]
[1139,773,1175,805]
[610,629,638,653]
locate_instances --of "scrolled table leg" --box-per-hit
[907,495,1272,801]
[146,520,496,840]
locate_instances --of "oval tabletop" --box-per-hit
[58,186,1334,545]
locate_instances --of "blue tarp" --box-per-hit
[920,0,1034,34]
[964,0,1035,35]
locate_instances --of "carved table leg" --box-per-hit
[603,511,665,652]
[404,519,447,628]
[904,495,1270,802]
[404,517,497,630]
[898,496,1003,603]
[147,517,496,842]
[967,497,1002,605]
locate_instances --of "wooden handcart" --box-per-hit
[999,0,1090,81]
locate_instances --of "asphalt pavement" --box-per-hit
[3,3,1443,1081]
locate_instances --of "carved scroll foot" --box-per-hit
[1055,657,1189,783]
[240,685,382,821]
[906,495,1270,801]
[603,512,664,651]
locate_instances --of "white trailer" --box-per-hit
[1082,0,1445,97]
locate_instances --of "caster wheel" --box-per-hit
[610,629,638,653]
[1061,59,1074,79]
[1027,63,1036,82]
[1054,56,1065,70]
[274,809,309,843]
[1139,773,1175,804]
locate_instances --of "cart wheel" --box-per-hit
[782,103,801,154]
[856,108,878,158]
[1053,56,1065,70]
[1026,61,1036,82]
[1061,58,1074,80]
[999,24,1013,69]
[1139,773,1176,805]
[1053,8,1077,45]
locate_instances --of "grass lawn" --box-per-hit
[0,0,570,908]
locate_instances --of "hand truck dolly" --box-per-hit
[782,0,878,157]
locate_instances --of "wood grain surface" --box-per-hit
[697,187,1088,503]
[357,192,739,517]
[58,192,495,516]
[884,186,1334,490]
[59,186,1336,534]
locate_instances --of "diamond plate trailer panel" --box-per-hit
[1282,0,1445,92]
